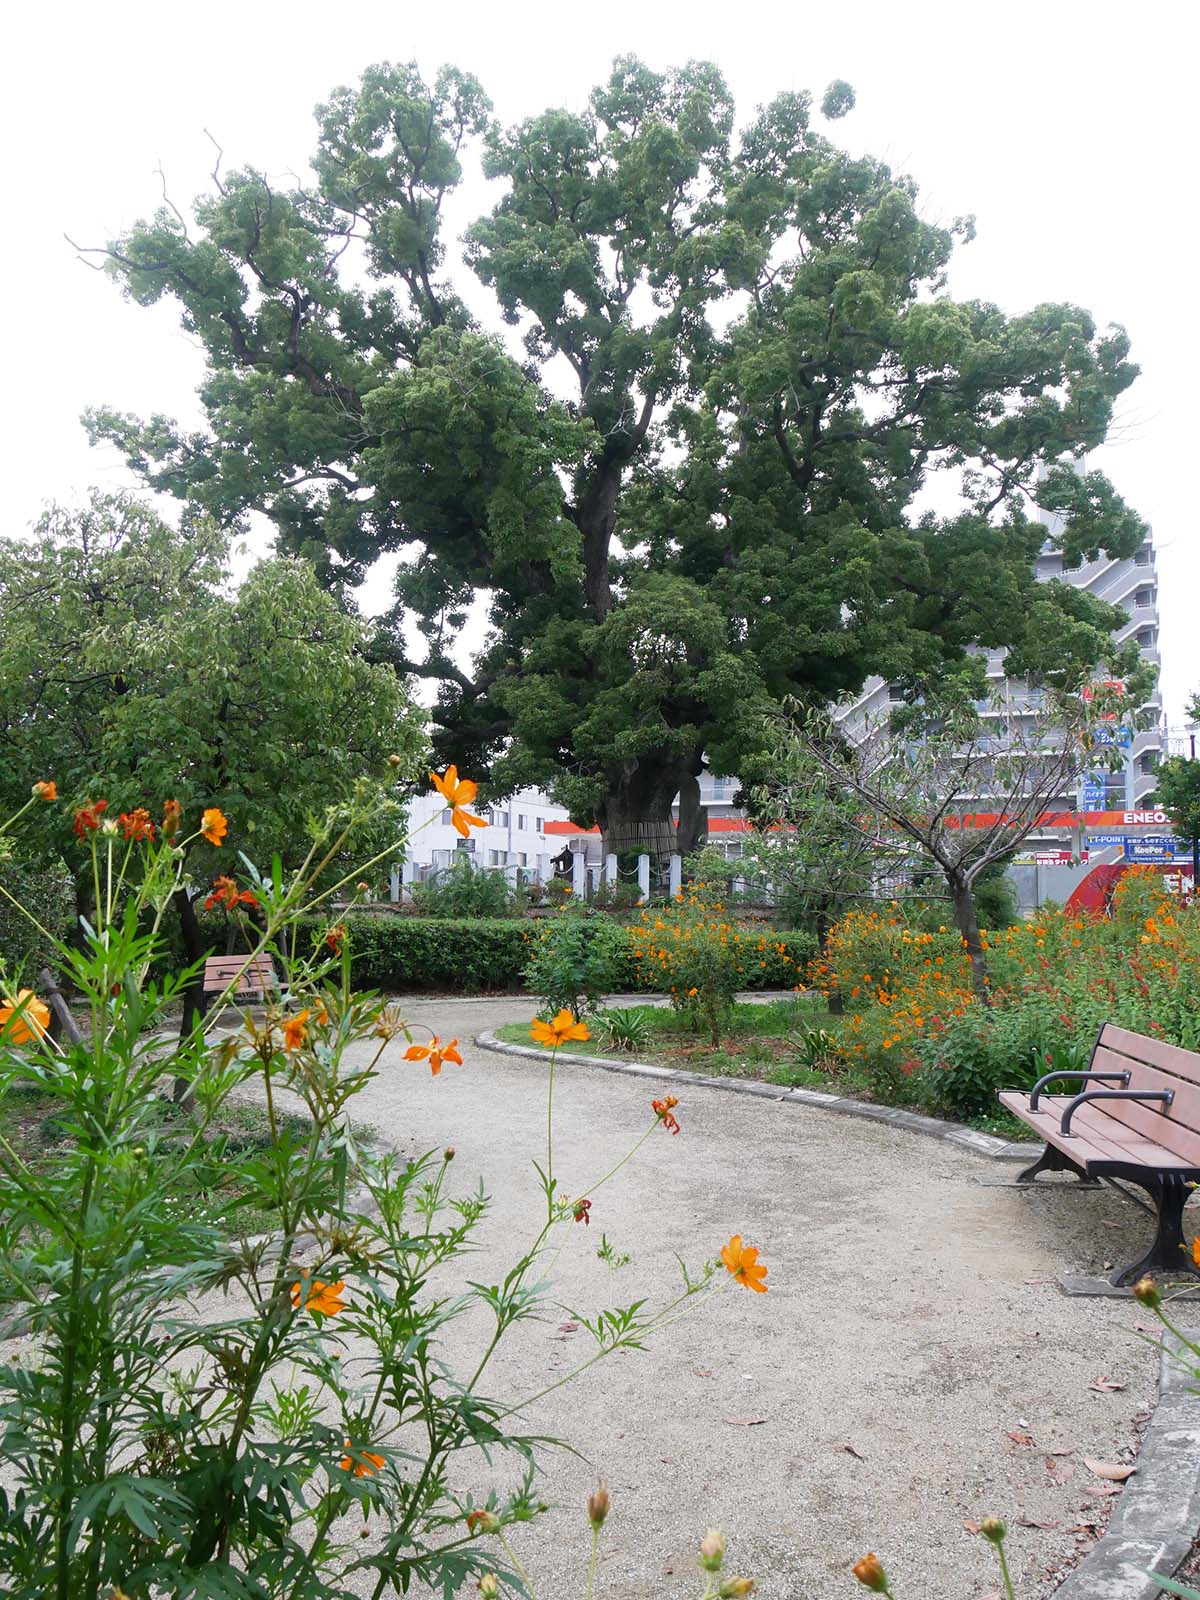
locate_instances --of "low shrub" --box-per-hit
[524,906,631,1014]
[408,855,524,918]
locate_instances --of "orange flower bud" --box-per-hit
[32,780,56,802]
[477,1577,499,1599]
[466,1509,500,1535]
[587,1485,610,1528]
[979,1517,1006,1545]
[444,1146,456,1162]
[852,1552,889,1591]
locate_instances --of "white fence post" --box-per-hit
[668,853,683,898]
[636,853,651,901]
[572,851,587,898]
[401,860,415,903]
[604,852,618,887]
[390,867,401,902]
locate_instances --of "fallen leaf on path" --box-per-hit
[1083,1458,1135,1481]
[1089,1376,1126,1392]
[1043,1447,1074,1456]
[1084,1483,1122,1498]
[963,1521,981,1536]
[1045,1458,1075,1483]
[836,1442,867,1460]
[1006,1430,1035,1446]
[557,1321,579,1333]
[692,1368,713,1378]
[1024,1276,1053,1285]
[1017,1517,1059,1531]
[724,1416,767,1427]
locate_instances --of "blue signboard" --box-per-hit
[1124,836,1180,863]
[1092,727,1133,748]
[1087,834,1130,849]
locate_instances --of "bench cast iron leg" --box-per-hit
[1017,1142,1098,1186]
[1110,1173,1200,1288]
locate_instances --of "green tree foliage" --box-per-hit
[83,59,1147,853]
[0,494,423,1010]
[1152,694,1200,846]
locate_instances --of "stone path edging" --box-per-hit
[1051,1327,1200,1599]
[473,1030,1030,1164]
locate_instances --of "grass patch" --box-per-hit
[497,1002,1039,1139]
[0,1087,316,1236]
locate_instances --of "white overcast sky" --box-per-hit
[4,0,1195,720]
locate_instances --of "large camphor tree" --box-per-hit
[83,59,1147,853]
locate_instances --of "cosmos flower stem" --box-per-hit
[496,1533,537,1600]
[578,1120,657,1200]
[0,878,55,946]
[584,1523,600,1600]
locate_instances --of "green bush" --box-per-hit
[408,856,524,918]
[196,912,531,993]
[524,907,630,1014]
[914,996,1086,1120]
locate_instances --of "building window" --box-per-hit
[1134,545,1152,567]
[887,681,905,703]
[1134,587,1155,609]
[441,808,453,825]
[1139,752,1158,776]
[488,849,508,867]
[1136,627,1156,648]
[491,808,509,827]
[517,851,528,867]
[517,813,527,830]
[456,837,476,853]
[536,817,545,833]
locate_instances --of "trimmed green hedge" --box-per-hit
[192,912,816,996]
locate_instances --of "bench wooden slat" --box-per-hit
[202,955,276,996]
[998,1092,1197,1169]
[1084,1049,1200,1163]
[1098,1022,1200,1085]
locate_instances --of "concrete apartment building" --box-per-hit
[397,786,571,886]
[835,502,1165,843]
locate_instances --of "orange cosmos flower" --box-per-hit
[162,798,183,839]
[652,1096,681,1134]
[573,1198,592,1225]
[720,1235,768,1294]
[204,874,259,912]
[118,807,156,842]
[283,1010,311,1052]
[0,990,51,1045]
[291,1273,347,1316]
[72,799,108,837]
[530,1009,589,1047]
[429,766,487,838]
[339,1440,385,1477]
[404,1035,463,1075]
[326,923,347,955]
[32,780,57,802]
[201,807,228,846]
[1193,1235,1200,1270]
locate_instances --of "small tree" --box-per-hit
[769,677,1145,1000]
[1152,692,1200,882]
[0,494,424,1027]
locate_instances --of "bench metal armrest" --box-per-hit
[1029,1069,1129,1110]
[1061,1088,1174,1136]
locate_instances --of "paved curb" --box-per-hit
[1052,1327,1200,1599]
[473,1031,1031,1164]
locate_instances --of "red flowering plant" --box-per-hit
[0,772,768,1600]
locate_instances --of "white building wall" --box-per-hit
[401,787,571,882]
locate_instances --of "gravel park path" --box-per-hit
[298,993,1177,1600]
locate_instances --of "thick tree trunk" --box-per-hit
[173,886,207,1035]
[675,768,708,860]
[947,869,989,1003]
[597,760,682,856]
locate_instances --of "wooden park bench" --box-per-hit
[999,1023,1200,1287]
[199,953,278,1019]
